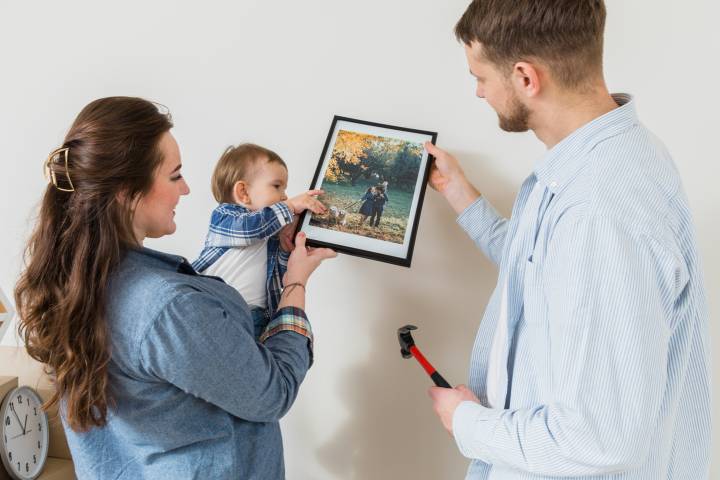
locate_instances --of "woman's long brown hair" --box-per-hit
[14,97,172,431]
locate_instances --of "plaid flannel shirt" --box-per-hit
[192,202,294,313]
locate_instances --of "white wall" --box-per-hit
[1,1,717,478]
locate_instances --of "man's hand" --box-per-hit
[279,216,300,252]
[425,142,482,214]
[428,384,481,435]
[286,190,327,215]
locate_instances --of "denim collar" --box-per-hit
[126,246,197,275]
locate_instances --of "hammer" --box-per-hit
[397,325,452,388]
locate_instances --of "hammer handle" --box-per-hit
[409,346,452,388]
[430,371,452,388]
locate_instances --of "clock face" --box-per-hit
[0,387,49,480]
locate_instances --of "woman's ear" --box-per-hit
[115,190,139,213]
[232,181,251,205]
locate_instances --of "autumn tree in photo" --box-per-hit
[325,130,423,191]
[326,130,378,185]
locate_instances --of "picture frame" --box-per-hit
[297,115,437,267]
[0,287,13,343]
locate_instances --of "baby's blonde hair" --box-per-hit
[211,143,287,203]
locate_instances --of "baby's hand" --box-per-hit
[286,190,326,215]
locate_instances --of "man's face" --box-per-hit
[465,42,530,133]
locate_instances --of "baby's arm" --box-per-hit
[205,203,294,248]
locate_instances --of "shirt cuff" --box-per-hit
[456,196,503,239]
[259,306,313,348]
[452,400,498,461]
[273,202,294,225]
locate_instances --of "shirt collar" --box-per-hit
[217,202,250,213]
[533,93,638,194]
[126,246,197,275]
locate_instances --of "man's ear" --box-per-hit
[511,61,542,98]
[232,181,251,205]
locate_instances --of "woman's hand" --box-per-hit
[283,232,336,287]
[280,232,336,310]
[286,190,327,215]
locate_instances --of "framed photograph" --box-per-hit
[297,116,437,267]
[0,287,13,342]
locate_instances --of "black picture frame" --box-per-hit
[297,115,437,267]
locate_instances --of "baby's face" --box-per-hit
[245,158,289,210]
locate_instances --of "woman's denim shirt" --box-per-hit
[61,247,313,479]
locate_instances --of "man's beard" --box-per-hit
[497,93,530,132]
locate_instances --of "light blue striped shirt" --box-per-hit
[453,94,711,479]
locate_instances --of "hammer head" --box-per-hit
[397,324,418,359]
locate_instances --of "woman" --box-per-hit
[14,97,335,479]
[358,186,376,225]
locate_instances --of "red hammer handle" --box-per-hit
[409,346,452,388]
[409,345,436,375]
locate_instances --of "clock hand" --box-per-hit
[10,405,23,434]
[23,414,27,435]
[9,430,32,440]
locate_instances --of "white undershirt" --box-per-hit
[486,278,509,409]
[202,241,268,308]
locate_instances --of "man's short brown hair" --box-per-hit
[455,0,607,89]
[211,143,287,203]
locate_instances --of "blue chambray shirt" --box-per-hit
[452,94,711,479]
[61,247,313,479]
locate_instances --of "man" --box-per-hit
[426,1,711,478]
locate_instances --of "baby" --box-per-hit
[192,143,325,338]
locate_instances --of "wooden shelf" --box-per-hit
[36,458,75,480]
[0,458,74,480]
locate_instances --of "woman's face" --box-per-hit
[132,132,190,242]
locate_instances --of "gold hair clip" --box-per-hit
[44,147,75,192]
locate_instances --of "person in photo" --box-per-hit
[369,184,389,227]
[358,185,377,225]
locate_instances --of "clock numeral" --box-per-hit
[9,402,14,413]
[16,395,22,404]
[37,440,41,449]
[33,454,36,464]
[38,423,42,432]
[25,462,29,473]
[8,451,11,461]
[34,407,37,416]
[4,416,9,426]
[16,461,20,471]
